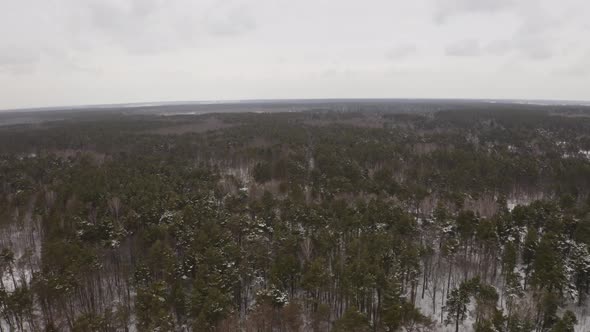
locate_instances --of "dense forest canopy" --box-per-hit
[1,101,590,331]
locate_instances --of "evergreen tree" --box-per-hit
[550,310,577,332]
[444,283,471,332]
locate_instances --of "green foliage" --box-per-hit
[252,162,273,183]
[550,310,577,332]
[531,233,565,292]
[445,278,502,332]
[333,309,371,332]
[1,106,590,330]
[136,281,175,331]
[444,283,471,332]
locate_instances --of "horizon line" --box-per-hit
[2,97,590,113]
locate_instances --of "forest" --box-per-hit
[1,101,590,331]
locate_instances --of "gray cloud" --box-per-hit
[0,47,40,67]
[203,5,256,36]
[437,1,570,61]
[483,39,553,60]
[0,0,588,109]
[386,44,417,60]
[484,40,512,56]
[0,0,260,79]
[480,10,563,61]
[517,40,553,60]
[434,0,514,24]
[445,39,481,56]
[556,52,590,77]
[65,0,257,54]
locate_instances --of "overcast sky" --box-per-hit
[1,0,589,109]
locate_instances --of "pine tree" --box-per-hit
[550,310,577,332]
[380,275,404,330]
[444,284,471,332]
[531,233,565,292]
[333,309,371,332]
[522,227,538,289]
